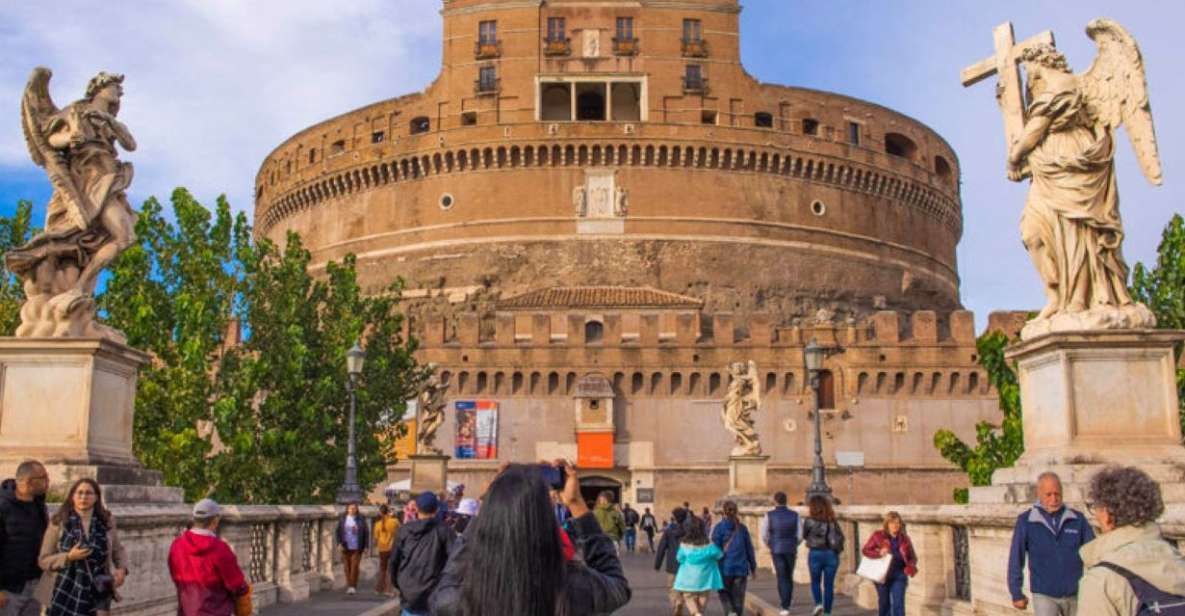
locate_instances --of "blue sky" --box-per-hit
[0,1,1181,330]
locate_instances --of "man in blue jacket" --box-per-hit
[760,491,801,616]
[1007,472,1094,616]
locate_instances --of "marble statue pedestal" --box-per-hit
[409,453,450,494]
[971,329,1185,505]
[0,338,182,503]
[728,454,770,496]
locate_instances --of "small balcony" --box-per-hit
[474,40,502,59]
[683,76,709,94]
[474,78,501,96]
[612,37,639,56]
[682,38,709,58]
[543,37,571,57]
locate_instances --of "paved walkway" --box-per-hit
[259,577,398,616]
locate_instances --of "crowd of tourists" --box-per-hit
[3,459,1185,616]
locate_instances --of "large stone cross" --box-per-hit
[961,22,1055,147]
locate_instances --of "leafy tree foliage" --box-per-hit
[99,189,420,503]
[0,201,38,335]
[1130,213,1185,435]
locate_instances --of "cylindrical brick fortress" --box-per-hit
[254,0,963,323]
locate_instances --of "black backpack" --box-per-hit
[1095,562,1185,615]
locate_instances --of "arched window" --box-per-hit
[817,369,836,410]
[410,116,431,135]
[884,132,917,159]
[935,155,953,184]
[577,88,606,121]
[585,320,604,343]
[754,112,774,128]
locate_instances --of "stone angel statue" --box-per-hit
[415,367,450,455]
[5,67,137,342]
[722,360,762,457]
[1007,19,1161,339]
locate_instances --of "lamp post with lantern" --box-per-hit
[336,341,366,505]
[804,338,835,504]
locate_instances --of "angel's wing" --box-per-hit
[20,67,92,230]
[1079,18,1162,185]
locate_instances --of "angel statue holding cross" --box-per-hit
[5,67,138,342]
[967,19,1162,340]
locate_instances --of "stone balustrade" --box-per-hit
[102,503,379,616]
[734,502,1184,616]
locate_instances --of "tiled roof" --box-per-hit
[498,286,704,310]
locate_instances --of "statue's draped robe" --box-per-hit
[1021,87,1136,311]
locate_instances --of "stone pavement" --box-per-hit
[617,549,872,616]
[259,577,399,616]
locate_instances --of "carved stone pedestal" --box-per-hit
[409,453,450,493]
[0,338,182,503]
[971,330,1185,505]
[728,454,770,496]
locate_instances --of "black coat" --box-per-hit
[335,513,370,552]
[389,517,456,613]
[430,511,631,616]
[0,478,48,593]
[653,521,686,574]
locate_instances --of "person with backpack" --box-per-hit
[640,508,658,553]
[622,504,640,553]
[803,495,844,616]
[1077,466,1185,616]
[760,491,801,616]
[710,501,756,616]
[593,492,626,553]
[390,492,456,616]
[1007,472,1094,615]
[672,517,723,616]
[654,507,690,616]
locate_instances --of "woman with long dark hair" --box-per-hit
[710,501,756,616]
[802,496,844,616]
[430,460,631,616]
[39,478,128,616]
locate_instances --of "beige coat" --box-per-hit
[1078,523,1185,616]
[36,511,128,604]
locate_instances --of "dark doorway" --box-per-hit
[577,87,606,121]
[579,475,621,509]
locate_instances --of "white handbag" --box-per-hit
[856,553,892,584]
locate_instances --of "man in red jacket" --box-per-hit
[168,499,252,616]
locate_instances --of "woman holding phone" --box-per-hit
[39,478,128,616]
[430,460,631,616]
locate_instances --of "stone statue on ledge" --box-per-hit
[6,67,137,342]
[722,360,761,457]
[415,368,449,455]
[972,20,1162,340]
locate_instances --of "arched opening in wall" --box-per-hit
[494,372,505,394]
[817,369,835,410]
[689,372,702,395]
[631,372,644,395]
[884,132,917,159]
[585,320,604,343]
[548,372,560,395]
[565,372,577,395]
[669,372,683,395]
[530,371,542,394]
[893,372,905,394]
[541,83,572,121]
[782,373,796,395]
[457,371,470,394]
[579,476,621,509]
[935,155,953,184]
[512,372,523,394]
[610,82,641,121]
[612,372,625,393]
[765,372,777,394]
[476,371,488,394]
[576,83,607,121]
[410,116,430,135]
[708,372,722,396]
[649,372,663,395]
[754,112,774,128]
[857,372,869,394]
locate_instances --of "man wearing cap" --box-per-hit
[389,492,456,616]
[168,499,252,616]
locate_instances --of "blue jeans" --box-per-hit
[624,527,637,551]
[771,551,797,609]
[876,571,908,616]
[402,610,427,616]
[808,548,839,613]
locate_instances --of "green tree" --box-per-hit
[100,189,420,503]
[933,330,1025,503]
[0,201,38,335]
[1130,212,1185,435]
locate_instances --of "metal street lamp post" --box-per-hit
[336,341,366,505]
[804,338,834,504]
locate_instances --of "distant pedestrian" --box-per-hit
[760,491,801,616]
[450,498,479,535]
[654,507,690,616]
[0,460,50,616]
[373,505,400,596]
[429,461,631,616]
[622,503,640,553]
[390,492,455,616]
[640,508,657,553]
[40,478,128,616]
[803,495,844,616]
[335,502,370,595]
[861,511,917,616]
[701,507,712,535]
[1007,472,1094,616]
[167,499,252,616]
[711,501,756,616]
[673,517,723,616]
[593,491,626,553]
[1077,466,1185,616]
